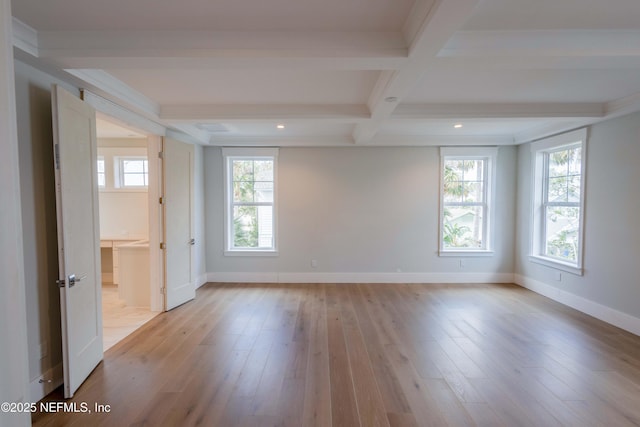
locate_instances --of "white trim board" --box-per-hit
[207,271,514,284]
[30,363,63,403]
[514,274,640,337]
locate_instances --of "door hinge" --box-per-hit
[159,197,164,204]
[54,144,60,170]
[160,242,166,250]
[160,287,165,293]
[158,151,164,159]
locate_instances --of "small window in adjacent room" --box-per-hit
[116,157,148,188]
[439,147,497,255]
[222,148,278,255]
[97,157,106,188]
[530,128,587,275]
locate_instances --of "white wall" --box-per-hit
[0,2,30,425]
[515,112,640,333]
[205,145,517,282]
[97,143,149,240]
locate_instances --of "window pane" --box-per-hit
[568,147,581,175]
[463,182,484,203]
[442,206,484,249]
[233,206,258,248]
[233,160,254,181]
[254,160,274,181]
[254,181,274,202]
[233,205,274,248]
[124,173,145,186]
[464,160,483,181]
[548,150,569,177]
[547,176,568,203]
[98,174,105,187]
[444,182,463,203]
[123,159,145,173]
[567,176,581,202]
[233,181,254,203]
[545,206,580,262]
[97,159,105,173]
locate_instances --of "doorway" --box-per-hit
[95,115,159,350]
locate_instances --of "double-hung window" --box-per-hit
[439,147,497,255]
[222,148,278,255]
[119,157,149,187]
[530,128,587,274]
[97,157,106,188]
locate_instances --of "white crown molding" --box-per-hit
[167,124,211,145]
[368,133,514,146]
[81,90,166,137]
[67,69,160,117]
[393,103,605,119]
[207,135,355,147]
[12,17,38,57]
[207,271,514,284]
[605,91,640,118]
[161,104,370,122]
[514,274,640,337]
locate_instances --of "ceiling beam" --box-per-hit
[392,103,605,119]
[160,104,370,122]
[34,30,408,70]
[352,0,480,144]
[440,30,640,59]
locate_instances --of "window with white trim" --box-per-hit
[223,148,278,255]
[530,128,587,274]
[116,157,148,188]
[97,157,106,188]
[439,147,497,255]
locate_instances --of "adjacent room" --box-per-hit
[2,0,640,426]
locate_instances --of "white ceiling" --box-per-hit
[11,0,640,146]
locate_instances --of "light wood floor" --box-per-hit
[34,283,640,427]
[102,284,158,351]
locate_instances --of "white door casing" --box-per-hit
[52,85,103,398]
[163,137,195,310]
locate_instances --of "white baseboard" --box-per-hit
[30,363,63,402]
[207,271,514,284]
[195,273,208,289]
[514,274,640,337]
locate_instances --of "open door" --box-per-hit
[52,85,103,398]
[163,137,195,310]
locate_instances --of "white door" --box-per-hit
[51,85,103,398]
[163,137,195,310]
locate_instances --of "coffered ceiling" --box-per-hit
[11,0,640,146]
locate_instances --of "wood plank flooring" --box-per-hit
[32,283,640,427]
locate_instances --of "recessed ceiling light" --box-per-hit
[454,123,463,129]
[276,124,285,129]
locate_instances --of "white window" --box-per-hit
[222,148,278,255]
[439,147,497,255]
[530,128,587,274]
[116,157,148,188]
[97,157,106,188]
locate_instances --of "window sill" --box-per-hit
[439,250,494,257]
[224,250,278,257]
[529,255,583,276]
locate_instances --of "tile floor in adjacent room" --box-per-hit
[101,284,158,351]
